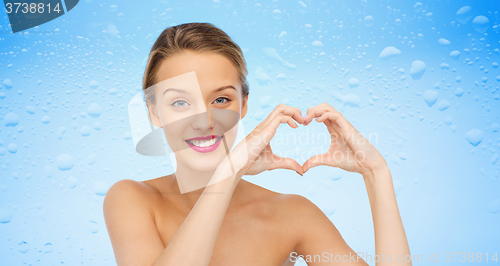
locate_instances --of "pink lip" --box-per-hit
[186,135,221,141]
[185,135,223,153]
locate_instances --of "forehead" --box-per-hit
[155,51,241,93]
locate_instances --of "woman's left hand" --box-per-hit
[301,103,388,176]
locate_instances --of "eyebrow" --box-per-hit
[162,85,236,96]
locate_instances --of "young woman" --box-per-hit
[103,22,411,266]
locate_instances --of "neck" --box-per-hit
[168,159,246,210]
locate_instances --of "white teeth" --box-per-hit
[189,137,219,148]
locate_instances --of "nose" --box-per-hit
[191,110,214,132]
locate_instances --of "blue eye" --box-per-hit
[171,100,188,107]
[213,97,231,104]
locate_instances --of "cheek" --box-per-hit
[162,124,188,152]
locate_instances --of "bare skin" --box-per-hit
[104,50,411,266]
[104,174,362,266]
[142,175,329,265]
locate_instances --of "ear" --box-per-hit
[146,103,162,128]
[240,94,249,119]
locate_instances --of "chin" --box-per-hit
[182,148,228,171]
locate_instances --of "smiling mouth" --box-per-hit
[185,135,223,148]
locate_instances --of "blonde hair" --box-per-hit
[142,22,249,105]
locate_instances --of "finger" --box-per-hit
[304,103,333,124]
[307,107,353,135]
[302,152,334,173]
[252,114,297,151]
[270,155,304,176]
[263,104,305,126]
[315,111,362,149]
[267,114,298,135]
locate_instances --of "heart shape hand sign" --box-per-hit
[238,103,388,178]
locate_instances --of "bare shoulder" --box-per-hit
[239,180,324,223]
[103,179,155,209]
[103,179,166,265]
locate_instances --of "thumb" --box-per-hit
[269,155,304,176]
[302,153,333,173]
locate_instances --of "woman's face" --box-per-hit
[147,50,248,172]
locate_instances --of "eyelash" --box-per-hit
[171,97,232,107]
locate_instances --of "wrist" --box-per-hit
[361,163,391,182]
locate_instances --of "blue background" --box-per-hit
[1,0,499,265]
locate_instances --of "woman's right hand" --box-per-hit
[230,104,306,177]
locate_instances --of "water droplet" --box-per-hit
[312,40,323,47]
[413,2,423,13]
[364,15,374,27]
[454,87,464,97]
[0,208,12,223]
[87,153,97,165]
[438,38,450,46]
[81,126,91,136]
[88,103,102,118]
[2,79,13,90]
[94,121,102,130]
[410,60,426,80]
[348,78,359,89]
[56,154,74,171]
[44,165,54,178]
[319,201,337,216]
[41,116,50,124]
[26,106,35,114]
[423,90,438,107]
[297,1,307,14]
[379,46,401,59]
[89,80,99,89]
[276,73,286,81]
[491,123,499,133]
[253,110,266,121]
[306,184,316,195]
[437,100,450,111]
[88,221,99,233]
[328,167,343,181]
[465,128,484,146]
[255,66,272,85]
[4,112,19,127]
[94,180,109,196]
[449,50,460,60]
[443,117,453,125]
[272,9,282,20]
[57,127,67,140]
[68,176,77,188]
[8,143,18,154]
[123,131,132,140]
[491,155,499,165]
[456,6,472,24]
[108,88,118,95]
[44,243,54,253]
[472,15,489,33]
[18,241,29,253]
[260,95,271,109]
